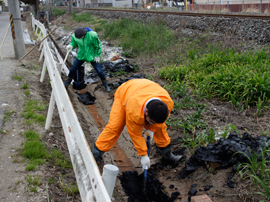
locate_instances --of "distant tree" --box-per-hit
[0,0,3,6]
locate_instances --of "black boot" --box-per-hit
[64,77,72,89]
[158,145,184,162]
[102,80,111,92]
[92,144,105,162]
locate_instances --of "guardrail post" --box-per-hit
[242,1,244,12]
[40,60,47,82]
[39,47,44,61]
[39,41,43,51]
[227,1,229,10]
[260,0,262,13]
[45,90,56,130]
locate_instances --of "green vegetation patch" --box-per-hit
[160,49,270,111]
[25,175,42,192]
[12,74,23,81]
[72,11,94,22]
[102,18,174,57]
[4,110,16,123]
[21,99,47,125]
[54,8,66,17]
[22,130,72,170]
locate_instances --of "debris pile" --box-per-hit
[178,131,270,179]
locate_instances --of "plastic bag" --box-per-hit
[23,29,35,45]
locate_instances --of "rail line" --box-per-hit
[72,7,270,20]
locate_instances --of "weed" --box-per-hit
[21,99,47,125]
[47,177,57,184]
[24,90,30,96]
[12,74,23,81]
[54,8,66,17]
[50,148,72,169]
[237,147,270,201]
[111,69,128,77]
[62,183,79,195]
[21,83,29,89]
[22,130,72,170]
[26,164,37,171]
[72,11,93,22]
[25,175,42,192]
[4,110,16,122]
[102,18,174,57]
[159,48,270,110]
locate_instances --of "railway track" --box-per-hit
[72,7,270,20]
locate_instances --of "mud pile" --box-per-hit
[119,170,179,202]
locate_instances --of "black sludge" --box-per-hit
[179,131,270,179]
[119,170,174,202]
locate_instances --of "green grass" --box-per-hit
[72,11,94,22]
[54,8,66,17]
[21,83,29,89]
[62,183,79,195]
[4,110,16,122]
[24,90,30,96]
[159,48,270,111]
[47,177,57,184]
[102,18,175,57]
[21,99,47,125]
[237,147,270,201]
[25,175,42,192]
[12,74,23,81]
[22,130,72,170]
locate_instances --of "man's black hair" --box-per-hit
[75,27,86,39]
[147,100,169,123]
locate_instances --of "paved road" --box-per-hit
[0,12,23,139]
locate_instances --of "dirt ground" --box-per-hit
[1,11,269,202]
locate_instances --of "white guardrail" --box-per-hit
[31,15,111,202]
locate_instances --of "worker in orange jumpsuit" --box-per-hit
[92,79,184,170]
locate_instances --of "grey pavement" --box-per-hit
[0,12,24,140]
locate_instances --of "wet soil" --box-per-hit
[3,11,269,202]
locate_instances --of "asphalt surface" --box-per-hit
[0,12,24,140]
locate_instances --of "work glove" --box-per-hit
[143,130,154,141]
[141,155,150,171]
[94,57,100,63]
[66,45,73,51]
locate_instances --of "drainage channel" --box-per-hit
[49,33,135,172]
[80,90,136,172]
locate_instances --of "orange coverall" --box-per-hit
[95,79,174,156]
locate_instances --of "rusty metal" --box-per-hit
[73,7,270,20]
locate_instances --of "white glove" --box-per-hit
[95,57,100,63]
[66,45,73,51]
[141,155,150,171]
[143,130,154,141]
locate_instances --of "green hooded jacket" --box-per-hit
[69,31,102,62]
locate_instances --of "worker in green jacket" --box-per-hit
[64,27,110,92]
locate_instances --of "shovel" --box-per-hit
[143,136,151,192]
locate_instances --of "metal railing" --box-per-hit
[31,14,111,202]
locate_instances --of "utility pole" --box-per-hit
[8,0,25,59]
[69,0,73,14]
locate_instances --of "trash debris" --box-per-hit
[178,131,270,186]
[23,29,35,45]
[110,53,123,61]
[101,59,137,73]
[204,185,212,191]
[76,92,96,105]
